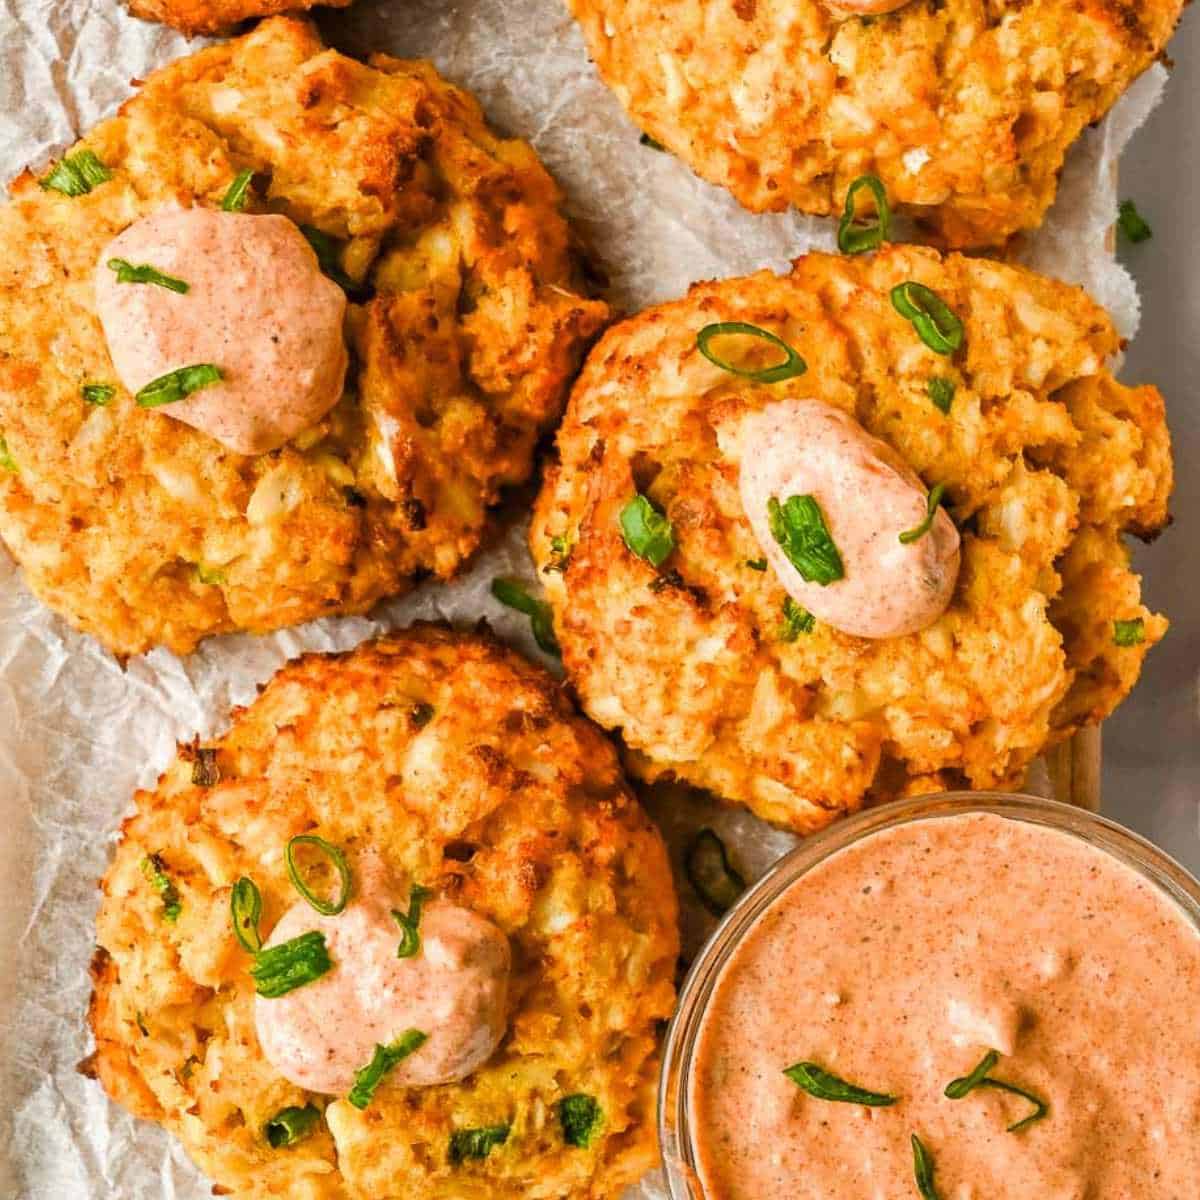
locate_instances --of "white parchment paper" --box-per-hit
[0,1,1171,1195]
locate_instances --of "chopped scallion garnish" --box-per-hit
[768,495,844,585]
[141,853,181,922]
[783,1061,898,1107]
[0,436,16,474]
[696,321,807,384]
[927,377,955,415]
[911,1134,941,1199]
[837,174,891,255]
[943,1049,1049,1133]
[221,169,254,213]
[779,596,815,640]
[40,149,111,197]
[82,383,116,406]
[891,282,963,355]
[684,828,746,917]
[1113,617,1145,647]
[745,558,768,571]
[491,578,560,656]
[230,876,263,954]
[620,494,675,568]
[196,564,226,586]
[264,1103,321,1148]
[250,929,333,998]
[347,1030,428,1109]
[299,225,361,295]
[1117,199,1152,244]
[558,1094,603,1148]
[898,482,946,545]
[449,1123,511,1164]
[391,883,433,959]
[285,835,352,916]
[135,364,222,408]
[107,258,189,293]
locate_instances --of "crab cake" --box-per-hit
[84,626,678,1200]
[531,247,1172,834]
[0,18,608,660]
[125,0,349,37]
[568,0,1184,248]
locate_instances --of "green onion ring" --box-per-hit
[230,876,263,954]
[285,835,352,916]
[890,283,964,355]
[696,322,807,384]
[837,174,891,255]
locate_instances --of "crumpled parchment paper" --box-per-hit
[0,0,1170,1195]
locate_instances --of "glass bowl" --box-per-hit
[657,791,1200,1199]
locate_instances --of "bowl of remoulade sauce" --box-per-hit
[659,793,1200,1199]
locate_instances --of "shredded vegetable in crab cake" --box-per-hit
[85,626,678,1200]
[531,247,1172,834]
[0,17,607,658]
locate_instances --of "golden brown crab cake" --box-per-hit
[568,0,1184,249]
[85,625,678,1200]
[125,0,350,37]
[530,247,1172,834]
[0,17,608,659]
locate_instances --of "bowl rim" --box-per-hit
[655,790,1200,1200]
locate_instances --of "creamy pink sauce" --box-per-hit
[255,894,510,1094]
[689,813,1200,1199]
[739,398,960,638]
[94,207,347,455]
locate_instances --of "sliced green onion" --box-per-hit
[546,533,572,573]
[944,1049,1049,1133]
[251,930,333,998]
[837,174,891,255]
[1114,617,1145,647]
[299,225,361,294]
[911,1134,941,1199]
[778,596,815,641]
[40,149,111,197]
[0,436,16,474]
[221,169,254,213]
[192,747,220,787]
[891,283,963,355]
[943,1049,998,1100]
[392,884,434,958]
[620,494,675,568]
[898,482,947,545]
[141,853,181,923]
[558,1094,603,1148]
[639,132,666,152]
[135,364,222,408]
[768,495,844,585]
[745,558,768,571]
[927,377,955,415]
[347,1029,428,1109]
[107,258,189,293]
[696,322,807,384]
[784,1061,898,1107]
[491,578,560,656]
[264,1103,321,1148]
[230,876,263,954]
[82,383,116,406]
[285,835,352,916]
[1118,199,1152,244]
[684,828,746,917]
[449,1123,511,1164]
